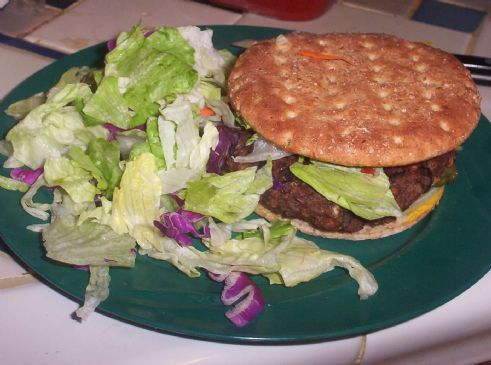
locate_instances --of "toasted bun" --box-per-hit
[228,33,481,167]
[256,187,445,240]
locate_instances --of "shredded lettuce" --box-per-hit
[178,26,225,81]
[84,139,123,198]
[184,159,273,223]
[0,175,29,192]
[77,196,112,226]
[115,128,147,159]
[74,266,111,321]
[146,117,166,169]
[233,136,291,163]
[205,98,235,127]
[42,204,136,321]
[290,161,402,220]
[158,98,219,193]
[47,66,94,99]
[198,220,378,299]
[68,139,122,199]
[43,216,136,267]
[83,26,198,128]
[20,175,51,221]
[44,156,99,204]
[111,153,162,250]
[0,140,13,157]
[4,92,46,120]
[82,76,132,128]
[5,83,107,169]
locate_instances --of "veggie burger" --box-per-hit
[226,32,481,240]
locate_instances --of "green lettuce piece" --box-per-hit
[184,159,272,223]
[77,196,112,226]
[20,175,51,221]
[269,235,378,298]
[159,167,201,195]
[0,140,13,157]
[157,116,176,168]
[68,147,107,190]
[47,66,95,99]
[5,83,107,169]
[217,48,237,85]
[85,139,122,199]
[84,26,198,128]
[44,156,99,203]
[92,69,103,85]
[75,265,111,321]
[161,97,198,168]
[68,138,122,199]
[237,219,293,241]
[104,26,146,76]
[205,99,235,127]
[42,217,136,321]
[81,76,132,127]
[114,128,147,159]
[42,216,136,267]
[4,92,46,120]
[110,152,162,250]
[119,27,197,120]
[146,117,166,169]
[0,175,29,192]
[197,80,221,100]
[128,141,151,161]
[145,27,195,66]
[290,161,402,220]
[177,26,225,81]
[49,188,94,221]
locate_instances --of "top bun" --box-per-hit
[228,33,481,167]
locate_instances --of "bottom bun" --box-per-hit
[256,187,445,241]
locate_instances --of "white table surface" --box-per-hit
[1,1,491,364]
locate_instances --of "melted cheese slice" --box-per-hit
[405,186,444,224]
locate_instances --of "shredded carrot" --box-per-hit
[200,107,215,117]
[298,50,353,64]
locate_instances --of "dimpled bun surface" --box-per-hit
[228,33,481,167]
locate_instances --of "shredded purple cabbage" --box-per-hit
[10,167,43,185]
[208,271,265,327]
[206,124,240,174]
[94,195,103,207]
[72,264,89,272]
[104,123,146,141]
[154,208,209,246]
[106,38,117,51]
[170,192,185,208]
[143,29,155,37]
[272,180,285,190]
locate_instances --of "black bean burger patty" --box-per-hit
[261,156,368,233]
[384,151,456,211]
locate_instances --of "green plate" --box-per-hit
[1,25,490,344]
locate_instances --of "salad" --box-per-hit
[0,25,377,327]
